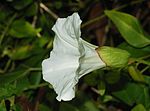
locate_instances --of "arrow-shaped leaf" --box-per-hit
[105,10,150,48]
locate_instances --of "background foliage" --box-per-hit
[0,0,150,111]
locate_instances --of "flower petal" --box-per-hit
[52,12,82,48]
[42,12,106,101]
[42,13,82,101]
[78,39,106,78]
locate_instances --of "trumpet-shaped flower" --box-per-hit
[42,13,106,101]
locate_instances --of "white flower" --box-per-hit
[42,13,106,101]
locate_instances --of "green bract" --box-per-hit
[96,46,130,68]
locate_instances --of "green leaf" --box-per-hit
[144,75,150,87]
[24,3,38,17]
[0,8,12,23]
[39,104,52,111]
[11,0,33,10]
[137,90,150,109]
[0,69,29,85]
[82,101,99,111]
[29,72,41,85]
[22,48,47,67]
[105,10,150,48]
[0,11,6,22]
[131,104,146,111]
[16,76,31,93]
[12,104,22,111]
[84,70,104,86]
[34,37,50,48]
[98,81,106,96]
[102,95,114,103]
[59,103,79,111]
[128,66,145,82]
[0,84,16,100]
[0,70,36,100]
[54,1,63,9]
[118,42,150,58]
[105,70,120,84]
[0,100,6,111]
[9,20,41,38]
[113,88,134,105]
[113,83,150,108]
[5,45,33,60]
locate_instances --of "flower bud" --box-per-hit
[96,46,130,68]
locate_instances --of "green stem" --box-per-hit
[132,58,150,66]
[40,3,58,20]
[129,57,150,66]
[20,64,42,71]
[81,15,105,28]
[4,59,11,72]
[139,54,150,60]
[137,59,150,66]
[114,0,145,11]
[29,67,42,71]
[134,54,150,66]
[23,83,49,91]
[81,0,145,28]
[0,14,17,45]
[141,66,150,73]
